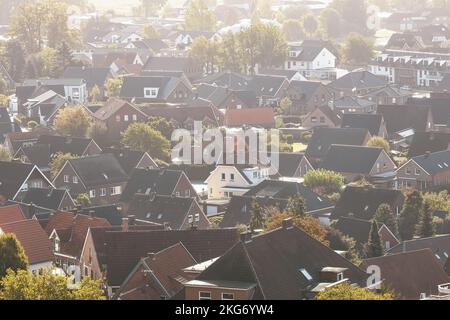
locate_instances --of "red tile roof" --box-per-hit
[0,219,53,265]
[225,107,275,127]
[0,204,26,224]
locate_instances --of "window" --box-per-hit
[221,293,234,300]
[72,87,80,98]
[132,114,137,121]
[55,239,60,252]
[299,268,313,281]
[311,116,317,123]
[406,168,411,175]
[253,172,257,178]
[64,175,69,183]
[230,173,235,181]
[175,191,180,196]
[415,168,421,175]
[320,116,325,123]
[72,176,78,184]
[110,186,121,195]
[385,241,391,249]
[100,188,106,197]
[199,292,211,300]
[124,115,129,122]
[88,248,92,265]
[188,215,193,223]
[144,87,159,98]
[337,272,344,281]
[221,173,226,180]
[195,213,200,222]
[89,190,96,198]
[116,115,121,122]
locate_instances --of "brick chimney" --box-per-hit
[121,217,129,231]
[88,210,95,218]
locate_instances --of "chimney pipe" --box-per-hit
[88,210,95,218]
[121,217,129,231]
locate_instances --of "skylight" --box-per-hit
[299,268,313,281]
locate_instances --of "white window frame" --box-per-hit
[221,293,234,300]
[72,176,78,184]
[64,175,69,183]
[199,291,211,300]
[89,189,96,198]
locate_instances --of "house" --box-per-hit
[113,243,197,300]
[220,180,335,228]
[171,30,217,48]
[330,186,404,221]
[0,107,20,144]
[334,216,400,251]
[302,106,342,129]
[328,70,388,96]
[267,152,314,179]
[195,84,257,110]
[224,107,275,128]
[0,204,26,225]
[102,25,144,44]
[320,145,397,185]
[385,33,425,50]
[329,96,377,114]
[126,38,168,54]
[0,161,54,202]
[92,98,148,141]
[61,66,113,98]
[360,85,412,105]
[305,127,371,163]
[286,80,333,114]
[0,219,53,273]
[258,69,307,81]
[138,104,224,130]
[205,165,270,200]
[21,188,76,212]
[52,154,129,206]
[182,219,368,300]
[119,75,192,103]
[126,194,210,230]
[102,147,157,175]
[285,40,338,80]
[377,104,434,138]
[120,168,197,211]
[45,210,110,272]
[247,75,290,107]
[407,132,450,158]
[360,249,450,299]
[195,71,250,90]
[143,56,203,81]
[407,96,450,132]
[396,149,450,190]
[3,129,58,154]
[23,90,67,126]
[79,224,240,296]
[340,113,388,138]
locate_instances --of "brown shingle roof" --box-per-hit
[0,204,26,224]
[225,107,275,128]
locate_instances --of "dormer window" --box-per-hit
[337,272,344,281]
[144,87,159,98]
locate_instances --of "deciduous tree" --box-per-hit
[315,282,395,300]
[54,106,92,137]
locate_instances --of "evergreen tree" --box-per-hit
[416,202,435,238]
[56,41,73,74]
[249,200,265,231]
[364,220,383,258]
[374,203,399,237]
[285,196,305,217]
[0,234,29,278]
[399,191,423,240]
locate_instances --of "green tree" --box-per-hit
[365,220,383,258]
[319,8,342,39]
[280,4,310,21]
[302,14,318,38]
[399,190,423,240]
[105,78,123,98]
[143,24,160,39]
[282,19,304,42]
[75,193,91,208]
[279,96,293,114]
[89,85,101,103]
[0,269,105,300]
[374,203,399,237]
[416,201,435,238]
[122,122,171,161]
[50,153,77,179]
[315,282,395,300]
[249,200,265,231]
[87,121,110,147]
[0,233,29,279]
[184,0,217,32]
[39,47,59,77]
[331,0,367,29]
[303,169,344,195]
[367,136,390,153]
[189,36,219,74]
[54,106,92,137]
[342,32,374,65]
[218,32,241,72]
[285,196,305,217]
[423,190,450,213]
[0,146,12,161]
[147,116,175,140]
[56,41,74,74]
[2,40,26,82]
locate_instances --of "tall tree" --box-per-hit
[0,233,29,279]
[342,32,374,65]
[416,201,435,238]
[282,20,304,41]
[54,106,92,137]
[285,196,305,217]
[399,190,423,240]
[3,40,26,82]
[319,8,341,39]
[365,220,383,258]
[374,203,399,237]
[302,14,318,38]
[105,78,123,98]
[218,32,241,72]
[249,200,265,231]
[50,153,77,179]
[184,0,217,32]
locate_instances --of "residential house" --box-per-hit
[182,219,368,300]
[0,107,20,144]
[21,188,76,212]
[407,96,450,132]
[92,98,148,141]
[3,129,57,155]
[328,70,388,97]
[143,56,203,81]
[102,147,157,175]
[102,25,144,44]
[360,85,412,105]
[267,152,314,179]
[61,66,113,99]
[224,107,275,128]
[286,80,333,114]
[247,75,290,107]
[302,106,342,129]
[195,84,257,110]
[23,90,67,126]
[0,219,53,273]
[126,194,210,230]
[329,96,377,114]
[52,154,129,206]
[396,149,450,190]
[125,38,168,54]
[385,33,425,51]
[408,132,450,157]
[0,204,26,225]
[320,145,397,185]
[340,113,388,138]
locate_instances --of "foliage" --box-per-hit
[189,36,219,74]
[282,19,304,41]
[87,121,110,147]
[319,8,342,39]
[121,122,171,161]
[54,106,92,137]
[249,200,266,231]
[147,116,175,140]
[342,32,374,65]
[285,196,306,217]
[0,146,12,161]
[365,220,383,258]
[105,77,123,98]
[50,153,77,179]
[374,203,399,237]
[184,0,217,32]
[423,190,450,213]
[330,0,368,29]
[0,269,105,300]
[325,227,361,264]
[279,97,293,114]
[39,47,59,77]
[303,169,344,195]
[89,85,101,103]
[143,24,160,39]
[315,283,395,300]
[367,136,390,153]
[415,201,435,238]
[399,190,423,240]
[0,233,29,279]
[75,193,91,208]
[0,94,8,106]
[302,14,319,38]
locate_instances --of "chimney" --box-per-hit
[425,151,431,158]
[76,204,82,213]
[240,231,252,243]
[121,217,129,231]
[88,210,95,218]
[282,218,293,230]
[28,203,36,218]
[128,215,136,226]
[190,224,198,231]
[147,252,155,260]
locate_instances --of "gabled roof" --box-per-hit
[340,113,384,136]
[0,161,42,200]
[268,152,305,177]
[407,97,450,126]
[225,107,275,127]
[332,96,375,109]
[76,204,123,226]
[121,168,186,202]
[247,74,287,97]
[93,98,146,121]
[305,127,370,159]
[64,154,128,187]
[130,38,168,52]
[334,216,372,246]
[377,104,432,134]
[360,249,449,299]
[410,149,450,175]
[0,204,26,225]
[320,145,386,175]
[102,147,157,175]
[329,71,388,90]
[196,71,250,89]
[0,219,53,265]
[331,186,404,220]
[143,56,197,72]
[408,132,450,158]
[307,105,342,127]
[288,40,334,62]
[22,188,73,210]
[119,76,189,101]
[288,80,325,103]
[62,67,111,88]
[195,223,367,299]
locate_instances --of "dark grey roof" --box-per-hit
[119,76,180,100]
[61,67,111,88]
[196,72,251,89]
[377,104,432,134]
[67,154,128,187]
[329,71,388,90]
[411,149,450,175]
[306,127,370,159]
[334,216,372,246]
[143,56,197,72]
[77,204,123,226]
[247,74,287,97]
[407,97,450,126]
[0,161,37,199]
[288,80,324,103]
[21,188,71,210]
[340,113,383,136]
[102,148,156,175]
[408,132,450,158]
